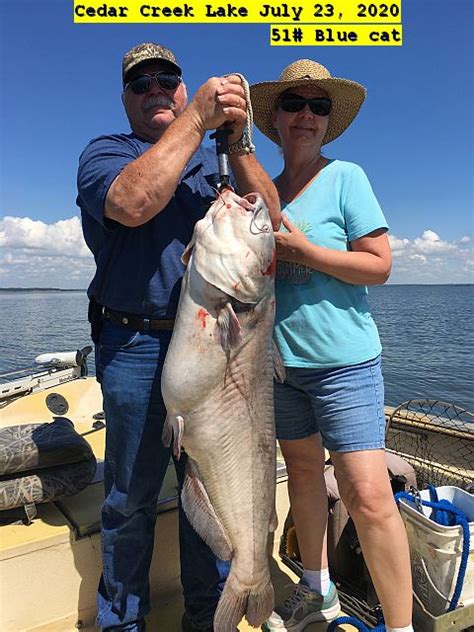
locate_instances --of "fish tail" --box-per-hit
[213,570,274,631]
[214,582,248,632]
[245,577,274,627]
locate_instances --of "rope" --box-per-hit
[327,613,385,632]
[224,72,255,154]
[395,487,470,611]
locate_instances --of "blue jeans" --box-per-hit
[95,320,229,630]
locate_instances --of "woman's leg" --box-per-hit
[279,433,328,572]
[331,449,413,627]
[264,433,340,630]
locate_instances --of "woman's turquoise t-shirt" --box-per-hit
[274,160,388,368]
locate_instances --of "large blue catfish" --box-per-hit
[161,188,278,631]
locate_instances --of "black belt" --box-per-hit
[104,308,175,331]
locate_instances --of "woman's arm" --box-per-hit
[275,216,392,285]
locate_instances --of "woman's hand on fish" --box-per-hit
[274,215,310,264]
[188,75,247,142]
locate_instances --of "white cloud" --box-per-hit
[387,236,410,251]
[409,254,427,264]
[388,230,474,284]
[412,230,456,254]
[0,215,473,287]
[0,215,94,288]
[0,216,90,258]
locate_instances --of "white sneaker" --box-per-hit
[262,581,341,632]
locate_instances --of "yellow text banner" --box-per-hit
[270,23,402,45]
[73,0,402,24]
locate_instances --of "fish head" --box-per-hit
[184,188,276,304]
[206,188,274,257]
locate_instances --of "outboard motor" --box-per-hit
[35,346,92,376]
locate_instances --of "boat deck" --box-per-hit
[0,377,354,631]
[122,559,335,632]
[2,377,473,631]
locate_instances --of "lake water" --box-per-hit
[1,285,473,412]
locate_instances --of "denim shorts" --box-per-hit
[274,355,385,452]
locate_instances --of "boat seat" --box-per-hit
[0,417,97,523]
[55,461,180,538]
[56,482,104,537]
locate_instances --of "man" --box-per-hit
[77,43,279,632]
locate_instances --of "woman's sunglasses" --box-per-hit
[125,71,182,95]
[279,94,332,116]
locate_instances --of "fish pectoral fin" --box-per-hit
[182,458,233,561]
[181,235,196,266]
[272,340,286,383]
[161,414,184,459]
[269,505,278,533]
[216,301,242,352]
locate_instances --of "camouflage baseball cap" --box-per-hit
[122,43,182,84]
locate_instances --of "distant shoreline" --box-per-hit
[0,288,87,292]
[0,284,472,292]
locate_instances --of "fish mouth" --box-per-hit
[210,190,270,235]
[243,192,266,213]
[245,193,259,206]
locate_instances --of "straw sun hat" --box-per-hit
[250,59,366,146]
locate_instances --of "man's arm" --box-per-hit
[230,153,281,230]
[105,76,248,228]
[105,109,204,227]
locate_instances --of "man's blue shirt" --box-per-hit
[77,133,223,317]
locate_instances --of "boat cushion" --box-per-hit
[0,418,96,513]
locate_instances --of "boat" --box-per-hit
[0,351,473,632]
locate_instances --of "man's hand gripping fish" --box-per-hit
[161,186,278,631]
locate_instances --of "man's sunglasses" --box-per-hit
[279,94,332,116]
[125,71,182,95]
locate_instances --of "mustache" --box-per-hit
[143,95,174,112]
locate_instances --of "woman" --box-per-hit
[250,60,413,632]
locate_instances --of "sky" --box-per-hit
[0,0,473,287]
